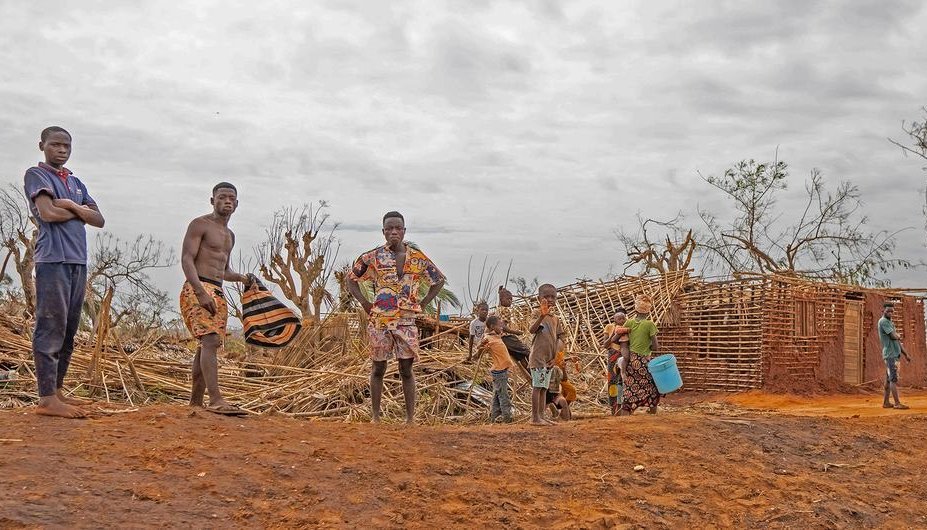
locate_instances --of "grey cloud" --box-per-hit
[1,1,926,299]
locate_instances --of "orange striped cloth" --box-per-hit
[241,280,302,348]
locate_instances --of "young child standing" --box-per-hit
[602,310,630,415]
[528,283,561,426]
[24,126,105,418]
[496,287,531,382]
[475,315,514,423]
[546,364,572,421]
[466,301,489,362]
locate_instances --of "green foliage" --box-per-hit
[687,156,915,286]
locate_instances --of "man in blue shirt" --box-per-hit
[878,303,911,410]
[23,126,105,418]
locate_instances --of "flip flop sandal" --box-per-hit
[206,404,249,416]
[894,404,910,410]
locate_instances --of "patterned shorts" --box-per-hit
[180,281,228,339]
[368,323,419,362]
[530,367,553,389]
[886,358,899,383]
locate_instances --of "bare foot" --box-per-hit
[647,406,658,414]
[371,415,381,424]
[35,396,86,419]
[56,389,91,407]
[530,419,548,426]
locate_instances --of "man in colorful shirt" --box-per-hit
[24,126,105,418]
[346,211,446,423]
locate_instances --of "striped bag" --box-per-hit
[241,280,302,348]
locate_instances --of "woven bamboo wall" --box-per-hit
[760,275,847,388]
[661,278,765,391]
[505,271,690,353]
[325,272,926,394]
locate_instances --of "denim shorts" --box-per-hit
[530,367,552,389]
[886,358,899,383]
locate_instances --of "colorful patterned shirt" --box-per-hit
[349,244,445,329]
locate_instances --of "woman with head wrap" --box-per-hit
[620,294,661,415]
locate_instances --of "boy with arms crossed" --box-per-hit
[24,126,104,418]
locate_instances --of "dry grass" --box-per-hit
[0,311,610,423]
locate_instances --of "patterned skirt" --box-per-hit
[621,354,660,412]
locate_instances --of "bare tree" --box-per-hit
[85,233,177,334]
[616,213,696,275]
[697,159,789,274]
[509,276,539,297]
[0,185,37,315]
[888,107,927,244]
[256,202,340,322]
[696,158,911,285]
[616,156,913,286]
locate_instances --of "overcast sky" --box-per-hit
[1,1,926,314]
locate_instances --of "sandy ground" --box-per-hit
[2,391,926,529]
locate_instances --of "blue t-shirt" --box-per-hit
[878,316,901,361]
[23,164,96,265]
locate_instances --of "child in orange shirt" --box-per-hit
[476,315,515,423]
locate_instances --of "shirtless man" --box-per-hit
[180,183,254,415]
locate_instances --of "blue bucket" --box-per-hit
[647,354,683,394]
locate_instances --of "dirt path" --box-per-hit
[2,395,926,529]
[720,389,927,418]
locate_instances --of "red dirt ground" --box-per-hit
[2,391,926,529]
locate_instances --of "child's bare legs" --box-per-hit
[559,398,571,421]
[35,395,85,418]
[531,387,547,425]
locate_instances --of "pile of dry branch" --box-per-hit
[0,309,612,423]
